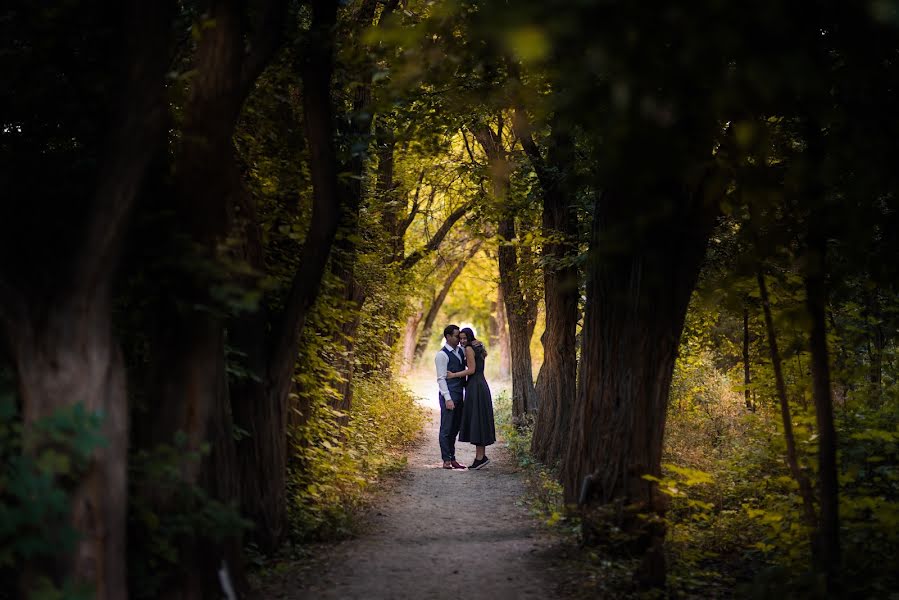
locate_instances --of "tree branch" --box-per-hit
[401,199,475,270]
[268,0,340,396]
[511,108,554,191]
[461,130,484,167]
[399,169,426,238]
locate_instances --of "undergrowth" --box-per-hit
[286,377,426,542]
[500,350,898,598]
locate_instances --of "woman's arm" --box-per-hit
[447,346,477,378]
[461,346,476,375]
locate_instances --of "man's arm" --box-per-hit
[435,351,453,404]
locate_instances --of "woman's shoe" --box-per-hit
[471,456,490,470]
[469,457,489,470]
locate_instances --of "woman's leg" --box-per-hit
[475,445,485,460]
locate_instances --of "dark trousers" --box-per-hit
[438,394,464,462]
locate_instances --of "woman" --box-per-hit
[448,327,496,469]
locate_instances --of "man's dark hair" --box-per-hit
[443,324,459,339]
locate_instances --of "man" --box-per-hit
[435,324,466,469]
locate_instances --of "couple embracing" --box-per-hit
[435,324,496,470]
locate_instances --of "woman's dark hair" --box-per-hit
[460,327,476,344]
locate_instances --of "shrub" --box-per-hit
[286,377,426,541]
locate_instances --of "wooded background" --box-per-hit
[1,0,897,597]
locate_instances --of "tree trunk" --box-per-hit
[230,0,339,554]
[377,127,403,263]
[474,121,537,417]
[757,269,819,537]
[323,0,404,409]
[151,7,249,589]
[330,124,392,411]
[140,0,289,570]
[743,306,753,410]
[13,298,129,599]
[498,214,539,421]
[805,226,841,591]
[562,187,718,588]
[1,3,172,595]
[401,309,424,374]
[515,114,579,465]
[495,286,512,378]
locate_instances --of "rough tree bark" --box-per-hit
[474,121,538,420]
[143,0,290,572]
[562,185,719,588]
[0,2,172,597]
[498,213,539,420]
[513,110,579,465]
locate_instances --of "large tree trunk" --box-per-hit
[475,121,538,419]
[13,298,129,598]
[151,8,247,592]
[562,187,718,588]
[329,122,386,412]
[323,0,403,410]
[514,113,579,465]
[143,0,289,577]
[0,3,172,596]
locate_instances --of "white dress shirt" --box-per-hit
[435,342,463,402]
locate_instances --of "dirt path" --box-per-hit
[257,375,562,599]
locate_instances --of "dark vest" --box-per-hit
[442,346,465,398]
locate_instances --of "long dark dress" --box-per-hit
[458,344,496,446]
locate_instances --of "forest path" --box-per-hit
[257,371,565,599]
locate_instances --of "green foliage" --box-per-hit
[127,441,252,600]
[664,303,899,598]
[287,378,426,541]
[0,390,103,600]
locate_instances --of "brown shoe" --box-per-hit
[450,460,467,470]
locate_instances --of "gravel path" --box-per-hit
[257,376,561,600]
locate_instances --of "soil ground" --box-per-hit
[254,373,571,600]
